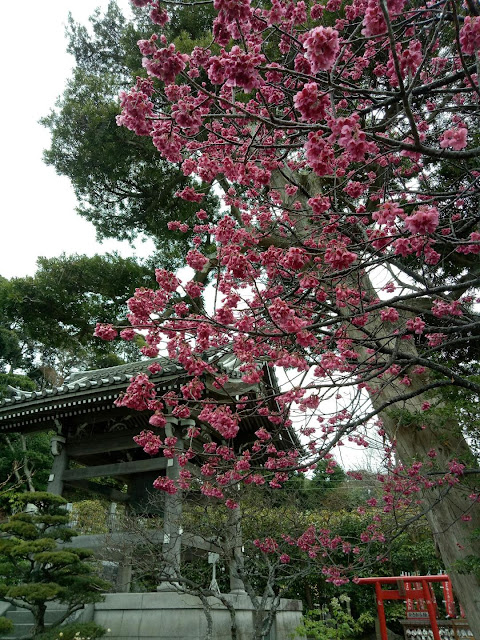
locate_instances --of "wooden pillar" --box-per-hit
[422,580,441,640]
[228,503,246,594]
[158,420,183,590]
[116,554,133,593]
[46,433,67,496]
[375,581,388,640]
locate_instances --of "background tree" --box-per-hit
[110,470,441,638]
[0,253,158,495]
[41,1,219,269]
[0,432,51,494]
[0,252,157,378]
[110,483,316,640]
[0,492,110,637]
[0,377,51,495]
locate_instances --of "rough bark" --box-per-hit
[354,273,480,635]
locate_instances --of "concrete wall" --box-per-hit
[92,591,305,640]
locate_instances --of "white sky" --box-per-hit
[0,0,153,280]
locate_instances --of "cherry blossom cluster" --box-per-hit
[94,0,480,590]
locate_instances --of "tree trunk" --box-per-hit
[31,604,46,637]
[351,273,480,636]
[20,434,35,492]
[216,594,238,640]
[197,592,213,640]
[376,390,480,635]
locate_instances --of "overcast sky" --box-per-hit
[0,0,154,280]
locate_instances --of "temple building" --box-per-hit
[0,352,304,640]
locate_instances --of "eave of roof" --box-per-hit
[0,358,182,430]
[0,350,303,451]
[0,350,247,432]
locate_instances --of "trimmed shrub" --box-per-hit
[36,621,107,640]
[0,616,14,634]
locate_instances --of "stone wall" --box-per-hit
[89,591,305,640]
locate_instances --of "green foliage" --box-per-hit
[6,491,67,511]
[389,527,442,575]
[0,327,23,373]
[0,616,13,634]
[0,253,156,375]
[0,372,36,396]
[295,597,374,640]
[456,554,480,579]
[166,0,216,46]
[71,500,108,535]
[0,431,52,494]
[1,518,39,539]
[242,477,441,618]
[455,527,480,579]
[435,380,480,463]
[311,462,347,494]
[0,537,56,554]
[0,493,109,636]
[36,621,107,640]
[6,583,61,604]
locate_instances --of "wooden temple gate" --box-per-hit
[0,352,286,594]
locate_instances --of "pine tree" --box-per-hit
[0,492,109,637]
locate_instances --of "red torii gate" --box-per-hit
[357,575,451,640]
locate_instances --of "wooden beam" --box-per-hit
[63,479,131,502]
[66,429,142,457]
[61,530,222,554]
[63,457,169,481]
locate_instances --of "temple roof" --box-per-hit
[0,350,272,435]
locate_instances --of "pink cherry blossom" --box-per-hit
[111,0,480,603]
[324,242,357,270]
[303,26,340,72]
[142,43,189,84]
[186,249,209,271]
[94,323,118,341]
[380,308,399,323]
[294,83,330,121]
[406,317,426,334]
[459,16,480,56]
[149,2,169,26]
[404,206,439,235]
[153,476,178,494]
[305,132,335,176]
[440,128,468,151]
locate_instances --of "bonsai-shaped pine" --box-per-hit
[0,492,110,637]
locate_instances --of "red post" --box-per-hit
[422,580,441,640]
[442,576,456,618]
[375,581,389,640]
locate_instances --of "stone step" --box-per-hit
[2,622,50,639]
[4,605,71,639]
[6,609,67,624]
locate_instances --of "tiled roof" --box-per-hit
[0,349,248,432]
[0,352,300,450]
[0,357,178,409]
[64,356,180,384]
